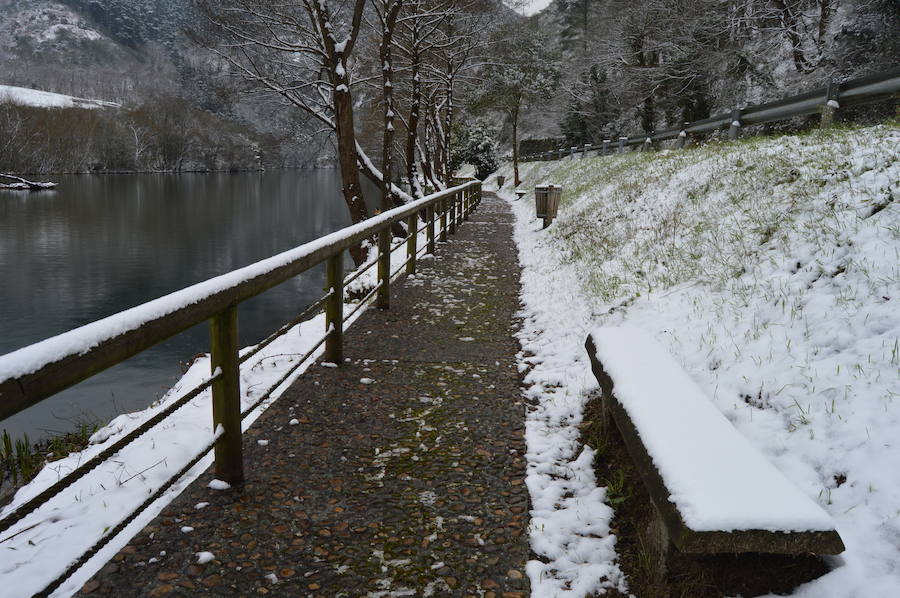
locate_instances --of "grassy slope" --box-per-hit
[498,122,900,596]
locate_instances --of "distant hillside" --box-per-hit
[57,0,194,51]
[0,0,330,171]
[511,0,900,146]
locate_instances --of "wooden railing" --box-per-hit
[521,67,900,161]
[0,180,481,595]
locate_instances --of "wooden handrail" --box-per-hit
[0,181,481,425]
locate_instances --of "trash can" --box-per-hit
[535,185,550,219]
[535,184,561,228]
[547,185,561,220]
[496,175,506,188]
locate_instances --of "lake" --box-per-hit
[0,170,376,443]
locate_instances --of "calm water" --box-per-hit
[0,170,375,442]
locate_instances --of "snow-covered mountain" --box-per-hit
[0,84,121,109]
[0,0,196,104]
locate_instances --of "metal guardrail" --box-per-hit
[0,179,481,596]
[521,67,900,161]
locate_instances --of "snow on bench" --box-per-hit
[585,327,844,555]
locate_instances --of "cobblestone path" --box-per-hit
[76,192,531,598]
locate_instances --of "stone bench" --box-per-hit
[584,328,844,593]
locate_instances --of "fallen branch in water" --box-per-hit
[0,173,58,191]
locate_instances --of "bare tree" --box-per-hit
[375,0,405,211]
[196,0,374,263]
[426,0,494,184]
[476,23,559,186]
[394,0,450,197]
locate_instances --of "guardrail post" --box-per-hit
[406,215,417,274]
[377,228,390,309]
[463,187,471,220]
[582,143,589,158]
[440,197,448,242]
[821,78,839,127]
[210,305,243,485]
[570,146,576,159]
[325,252,343,362]
[618,137,626,153]
[729,109,742,140]
[602,139,610,154]
[427,204,436,254]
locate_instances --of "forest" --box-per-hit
[0,0,897,181]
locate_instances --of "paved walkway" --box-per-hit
[76,192,531,597]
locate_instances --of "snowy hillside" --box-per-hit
[0,85,120,109]
[492,122,900,597]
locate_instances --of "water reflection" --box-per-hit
[0,170,376,441]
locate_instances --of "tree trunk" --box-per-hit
[313,0,370,266]
[772,0,814,73]
[380,0,403,215]
[443,64,453,184]
[430,99,446,186]
[334,85,369,265]
[0,173,57,190]
[817,0,832,54]
[511,103,521,187]
[405,50,423,198]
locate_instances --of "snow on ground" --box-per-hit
[493,122,900,597]
[0,85,120,110]
[0,217,436,598]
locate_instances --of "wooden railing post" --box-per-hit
[602,139,610,154]
[325,252,343,362]
[449,192,458,235]
[463,187,470,220]
[377,228,390,309]
[427,204,436,253]
[583,143,589,158]
[618,137,626,153]
[439,197,448,242]
[406,214,417,274]
[210,305,243,485]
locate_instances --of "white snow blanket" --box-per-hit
[496,122,900,597]
[0,85,120,110]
